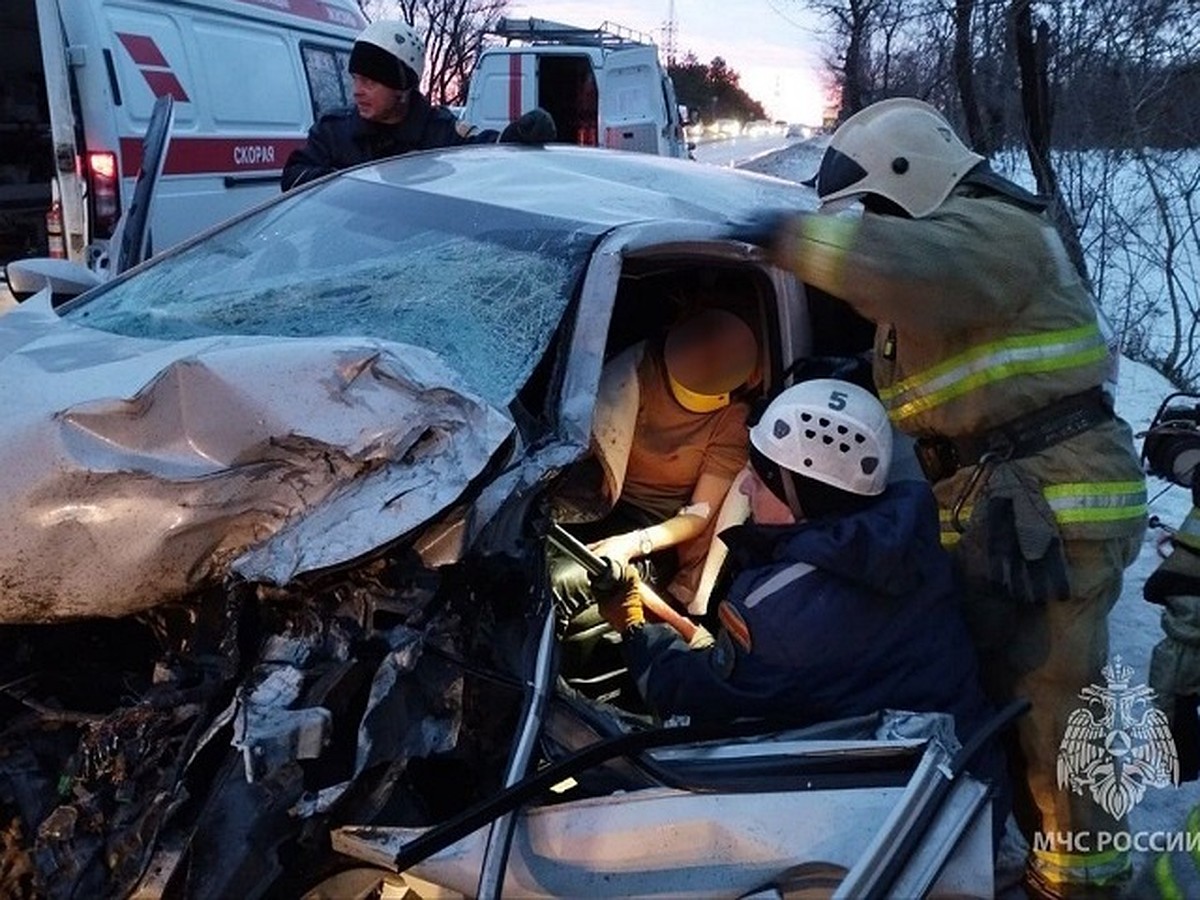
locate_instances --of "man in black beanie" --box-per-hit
[282,20,555,190]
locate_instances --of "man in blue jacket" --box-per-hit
[596,378,1006,804]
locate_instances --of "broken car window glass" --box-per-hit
[64,177,598,407]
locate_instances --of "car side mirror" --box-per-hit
[5,258,102,305]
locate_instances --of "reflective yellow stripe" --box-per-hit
[1155,851,1185,900]
[1043,480,1148,525]
[878,323,1107,422]
[1033,847,1127,870]
[1032,846,1130,888]
[939,507,971,548]
[1177,507,1200,552]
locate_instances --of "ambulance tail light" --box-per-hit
[87,151,121,238]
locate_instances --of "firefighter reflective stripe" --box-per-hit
[1030,846,1130,890]
[941,481,1144,545]
[940,506,970,548]
[878,323,1108,422]
[1042,481,1148,525]
[1151,805,1200,898]
[1155,852,1188,900]
[1177,507,1200,552]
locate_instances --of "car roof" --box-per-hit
[345,144,818,229]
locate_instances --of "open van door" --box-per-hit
[6,96,172,303]
[34,0,87,264]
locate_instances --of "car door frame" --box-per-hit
[554,223,813,447]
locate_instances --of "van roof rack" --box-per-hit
[490,17,656,49]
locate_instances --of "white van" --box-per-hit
[0,0,363,271]
[463,18,691,159]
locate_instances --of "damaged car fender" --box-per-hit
[0,329,513,622]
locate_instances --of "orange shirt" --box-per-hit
[620,348,749,520]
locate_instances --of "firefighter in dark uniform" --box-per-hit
[593,378,1010,841]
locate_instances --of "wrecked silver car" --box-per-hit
[0,145,998,898]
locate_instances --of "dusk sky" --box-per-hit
[504,0,832,124]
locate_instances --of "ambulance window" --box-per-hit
[302,44,354,119]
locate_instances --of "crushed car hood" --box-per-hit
[0,296,514,623]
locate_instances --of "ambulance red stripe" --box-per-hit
[120,137,308,176]
[116,33,168,67]
[140,71,191,102]
[232,0,365,30]
[508,54,522,121]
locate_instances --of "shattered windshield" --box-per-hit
[63,176,599,406]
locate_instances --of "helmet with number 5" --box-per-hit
[749,379,892,503]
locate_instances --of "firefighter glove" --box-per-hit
[723,208,797,253]
[958,464,1070,606]
[590,560,645,633]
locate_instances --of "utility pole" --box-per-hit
[661,0,678,66]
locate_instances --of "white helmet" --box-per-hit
[811,98,983,218]
[749,378,892,498]
[351,20,425,90]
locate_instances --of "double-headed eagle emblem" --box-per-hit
[1056,656,1178,820]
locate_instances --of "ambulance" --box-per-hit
[462,18,691,159]
[0,0,364,272]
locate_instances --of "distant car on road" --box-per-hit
[715,117,743,137]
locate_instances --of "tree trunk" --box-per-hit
[953,0,988,154]
[842,3,868,117]
[1011,0,1090,284]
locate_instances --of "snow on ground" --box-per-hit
[743,139,1200,878]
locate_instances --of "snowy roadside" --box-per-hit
[738,140,1200,878]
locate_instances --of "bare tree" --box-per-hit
[1010,0,1090,280]
[953,0,988,153]
[358,0,508,105]
[1050,0,1200,386]
[785,0,1200,386]
[782,0,965,128]
[791,0,883,120]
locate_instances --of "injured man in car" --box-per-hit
[551,307,760,623]
[589,378,1011,827]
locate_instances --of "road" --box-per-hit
[689,133,807,168]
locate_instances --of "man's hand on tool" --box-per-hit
[588,560,645,633]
